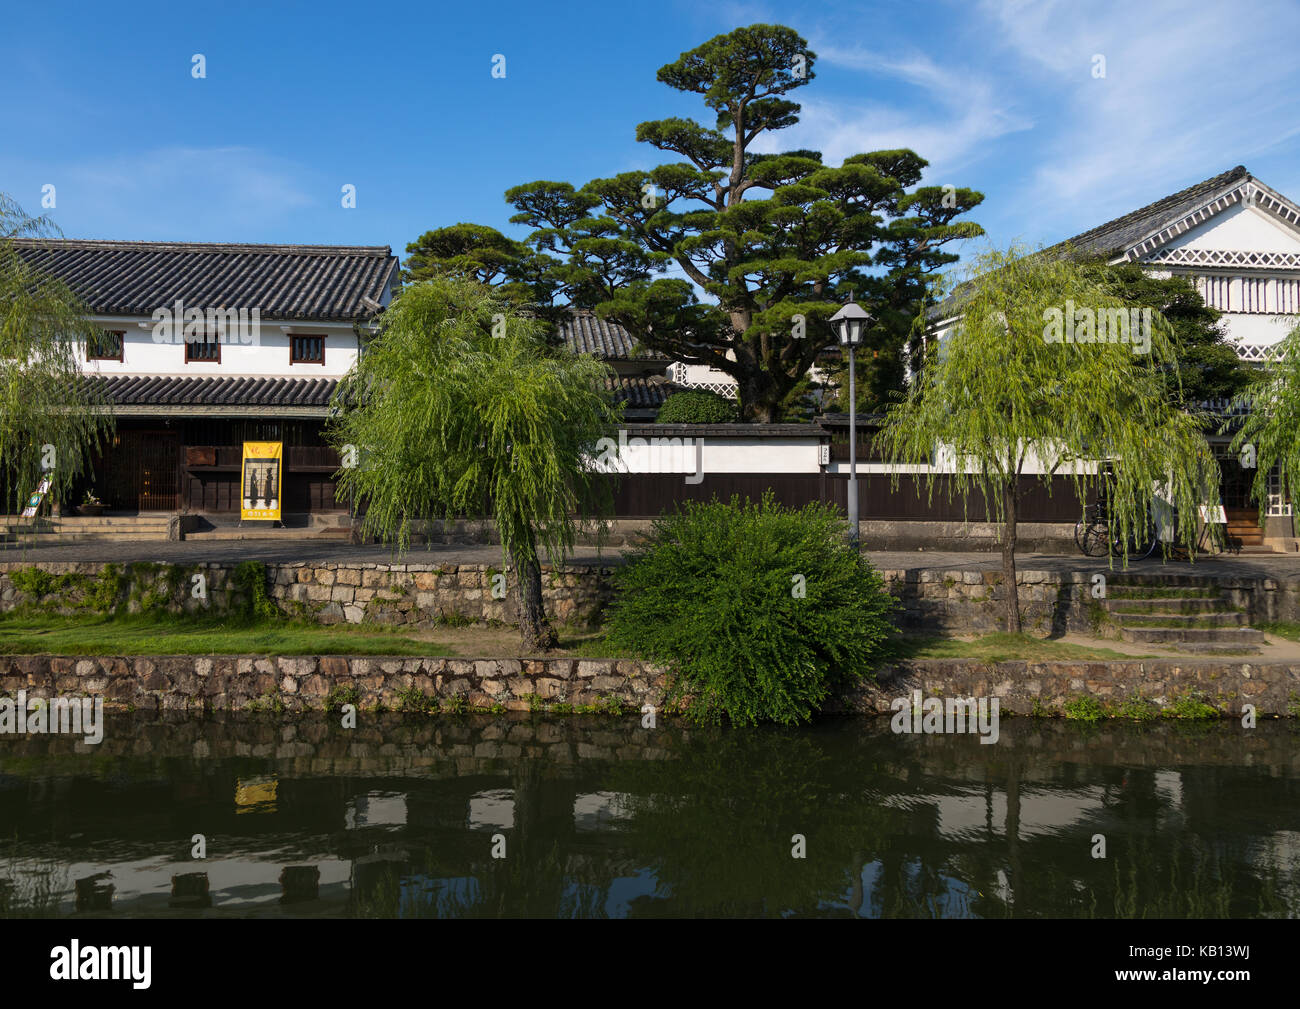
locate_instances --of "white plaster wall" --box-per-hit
[590,435,820,474]
[77,316,360,378]
[1163,201,1300,253]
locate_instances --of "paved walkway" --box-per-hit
[3,539,1300,578]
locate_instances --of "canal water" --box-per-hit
[1,713,1296,918]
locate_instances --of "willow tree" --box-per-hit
[880,246,1219,632]
[330,275,619,651]
[1,195,112,519]
[1228,322,1300,527]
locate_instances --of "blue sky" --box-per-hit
[4,0,1300,281]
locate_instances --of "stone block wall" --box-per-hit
[0,653,666,714]
[838,657,1300,716]
[3,560,1299,635]
[5,652,1298,717]
[0,561,614,629]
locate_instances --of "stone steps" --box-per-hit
[1108,597,1233,614]
[2,515,174,542]
[1118,625,1265,651]
[1105,580,1262,654]
[1116,611,1247,628]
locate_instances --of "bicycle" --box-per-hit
[1074,499,1161,560]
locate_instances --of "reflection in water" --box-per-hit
[0,713,1297,918]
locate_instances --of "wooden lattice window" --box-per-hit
[185,338,221,363]
[88,330,124,361]
[290,334,325,365]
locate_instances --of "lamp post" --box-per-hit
[830,301,870,550]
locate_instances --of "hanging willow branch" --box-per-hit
[329,275,621,650]
[0,194,113,519]
[880,244,1220,631]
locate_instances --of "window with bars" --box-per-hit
[290,334,325,364]
[88,329,124,361]
[1197,274,1233,311]
[1276,277,1300,314]
[1268,463,1292,517]
[1241,276,1268,313]
[185,338,221,363]
[1192,274,1300,314]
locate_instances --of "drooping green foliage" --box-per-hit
[881,245,1220,631]
[0,194,113,515]
[604,493,898,725]
[329,275,620,648]
[496,24,983,422]
[655,389,738,424]
[1228,321,1300,525]
[1088,262,1253,408]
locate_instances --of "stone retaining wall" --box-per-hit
[0,561,613,628]
[840,658,1300,716]
[0,653,665,714]
[886,568,1300,633]
[2,559,1299,634]
[4,652,1298,716]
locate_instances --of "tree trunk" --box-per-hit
[513,542,558,653]
[1002,480,1022,634]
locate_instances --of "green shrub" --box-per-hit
[87,564,125,613]
[1162,689,1219,720]
[1115,693,1159,721]
[233,561,280,622]
[655,389,738,424]
[604,493,898,725]
[323,684,360,714]
[442,695,469,715]
[395,684,437,714]
[10,568,56,598]
[1063,695,1106,722]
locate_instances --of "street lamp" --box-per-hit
[830,300,870,550]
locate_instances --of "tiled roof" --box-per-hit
[91,373,665,413]
[561,311,666,359]
[607,374,674,409]
[1055,165,1250,258]
[930,165,1253,320]
[13,240,397,321]
[91,375,338,408]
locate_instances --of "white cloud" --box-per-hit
[977,0,1300,225]
[56,146,315,239]
[754,45,1032,174]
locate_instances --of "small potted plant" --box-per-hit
[79,490,105,516]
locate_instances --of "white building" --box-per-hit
[927,165,1300,548]
[11,239,398,517]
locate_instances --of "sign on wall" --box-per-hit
[20,477,53,519]
[240,442,282,521]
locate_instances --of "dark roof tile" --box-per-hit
[13,240,397,322]
[606,374,674,409]
[560,311,665,360]
[92,375,337,408]
[1055,165,1250,258]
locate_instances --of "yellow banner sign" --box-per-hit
[240,441,282,521]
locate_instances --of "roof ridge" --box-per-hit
[1057,165,1250,254]
[10,238,393,255]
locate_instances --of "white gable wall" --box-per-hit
[1139,198,1300,356]
[1159,200,1300,253]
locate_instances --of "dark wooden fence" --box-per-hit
[607,473,1087,521]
